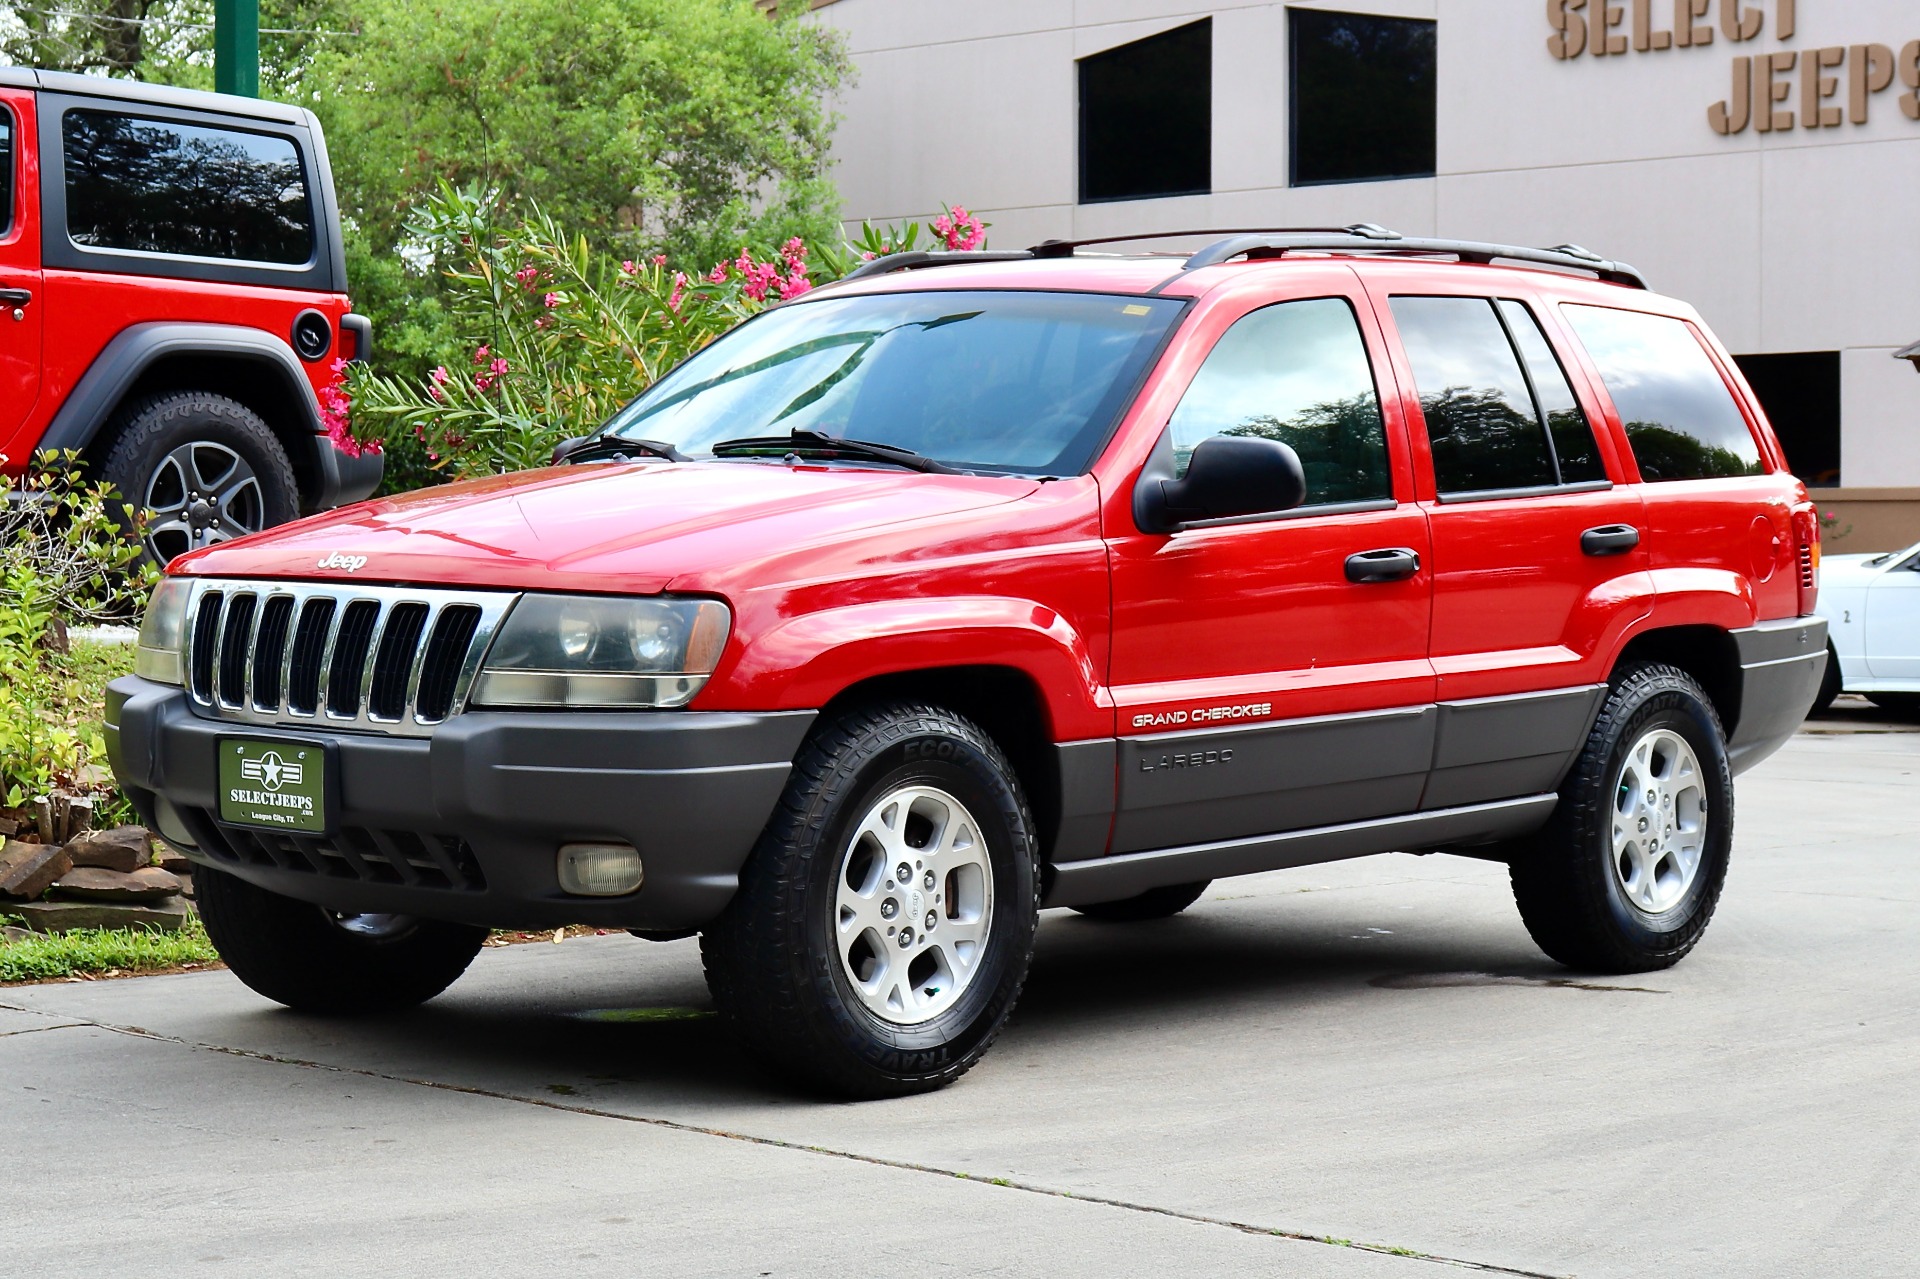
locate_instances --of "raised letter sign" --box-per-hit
[1903,40,1920,120]
[1675,0,1712,49]
[1592,0,1627,56]
[1755,51,1795,132]
[1777,0,1796,41]
[1711,56,1753,133]
[1804,46,1843,128]
[1722,0,1763,43]
[1850,44,1896,125]
[1634,0,1672,51]
[1548,0,1590,59]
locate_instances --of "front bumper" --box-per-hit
[105,676,814,931]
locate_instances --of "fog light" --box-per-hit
[557,843,644,897]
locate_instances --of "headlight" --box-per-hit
[134,578,192,685]
[470,594,731,709]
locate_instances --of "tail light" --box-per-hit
[1791,505,1820,615]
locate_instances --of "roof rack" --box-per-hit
[835,224,1648,291]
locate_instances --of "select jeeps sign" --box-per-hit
[218,740,326,833]
[1546,1,1920,134]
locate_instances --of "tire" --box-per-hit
[701,701,1040,1099]
[1509,663,1734,974]
[1071,880,1210,922]
[99,392,299,568]
[196,865,487,1013]
[1809,644,1842,716]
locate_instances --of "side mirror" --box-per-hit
[1134,435,1307,534]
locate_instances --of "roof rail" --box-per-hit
[837,249,1035,283]
[1180,227,1649,289]
[1027,225,1396,258]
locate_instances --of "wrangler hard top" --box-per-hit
[0,67,379,563]
[107,228,1827,1097]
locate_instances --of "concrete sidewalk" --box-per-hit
[4,729,1917,1277]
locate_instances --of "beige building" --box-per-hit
[807,0,1920,548]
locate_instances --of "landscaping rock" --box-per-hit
[2,925,33,945]
[0,845,74,900]
[153,845,192,875]
[51,866,182,903]
[65,826,152,874]
[8,896,189,934]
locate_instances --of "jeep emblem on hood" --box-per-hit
[316,552,368,573]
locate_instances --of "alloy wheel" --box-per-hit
[1611,727,1708,915]
[144,441,265,562]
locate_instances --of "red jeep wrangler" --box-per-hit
[0,68,378,561]
[106,229,1827,1098]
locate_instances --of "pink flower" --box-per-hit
[489,357,509,376]
[778,270,812,300]
[652,254,668,267]
[543,292,563,309]
[708,263,730,283]
[934,206,986,252]
[669,271,687,312]
[428,364,450,402]
[620,260,639,276]
[514,265,540,288]
[473,345,490,366]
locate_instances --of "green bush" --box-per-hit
[0,461,150,814]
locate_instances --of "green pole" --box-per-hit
[214,0,260,97]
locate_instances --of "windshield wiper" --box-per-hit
[550,433,688,465]
[710,429,961,475]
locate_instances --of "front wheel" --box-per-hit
[196,865,487,1013]
[701,702,1040,1099]
[1509,663,1734,974]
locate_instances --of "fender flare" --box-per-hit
[37,322,323,456]
[717,596,1110,740]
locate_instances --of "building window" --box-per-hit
[1734,352,1841,487]
[1078,19,1211,204]
[1289,9,1436,187]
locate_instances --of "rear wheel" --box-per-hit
[1510,663,1734,973]
[1809,644,1842,716]
[1071,880,1210,922]
[701,702,1039,1099]
[196,865,486,1013]
[99,392,299,567]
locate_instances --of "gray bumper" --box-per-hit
[306,435,384,511]
[1727,617,1829,775]
[104,676,814,931]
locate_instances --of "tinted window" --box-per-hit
[1564,306,1765,482]
[1498,300,1608,484]
[62,110,313,264]
[1166,297,1391,506]
[1290,10,1436,186]
[0,108,12,236]
[1391,297,1556,494]
[605,291,1183,476]
[1079,20,1211,203]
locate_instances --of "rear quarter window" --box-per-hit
[1562,305,1765,482]
[61,109,314,265]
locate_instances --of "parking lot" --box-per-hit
[3,707,1915,1278]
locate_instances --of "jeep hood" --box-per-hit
[175,462,1040,593]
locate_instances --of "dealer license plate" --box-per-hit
[218,738,327,833]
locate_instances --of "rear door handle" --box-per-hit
[1581,524,1641,557]
[1345,547,1421,584]
[0,288,30,306]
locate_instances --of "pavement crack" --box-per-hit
[0,1021,87,1039]
[0,1000,1567,1278]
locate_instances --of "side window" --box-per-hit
[0,106,13,237]
[1497,300,1608,484]
[61,110,313,265]
[1562,305,1765,482]
[1389,296,1556,494]
[1165,297,1392,507]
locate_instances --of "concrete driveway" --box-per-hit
[4,716,1915,1278]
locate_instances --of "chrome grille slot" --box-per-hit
[217,592,257,706]
[287,597,336,714]
[326,601,380,718]
[181,580,516,737]
[251,595,295,710]
[190,591,223,702]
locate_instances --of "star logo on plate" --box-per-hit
[240,750,303,792]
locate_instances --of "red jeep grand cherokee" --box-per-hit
[0,68,378,562]
[106,229,1828,1097]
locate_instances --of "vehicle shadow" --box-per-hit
[252,907,1578,1105]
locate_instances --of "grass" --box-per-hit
[0,911,220,983]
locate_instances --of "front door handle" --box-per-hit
[0,288,30,306]
[1581,524,1641,557]
[1345,547,1421,584]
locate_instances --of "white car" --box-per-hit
[1814,538,1920,715]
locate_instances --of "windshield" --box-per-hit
[601,289,1185,474]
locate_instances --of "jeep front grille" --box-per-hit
[183,580,515,736]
